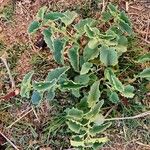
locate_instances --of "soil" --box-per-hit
[0,0,150,150]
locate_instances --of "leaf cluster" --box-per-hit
[20,3,150,149]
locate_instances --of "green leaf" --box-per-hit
[119,19,132,35]
[89,74,98,85]
[46,85,56,101]
[61,11,78,26]
[68,45,79,72]
[28,21,40,33]
[70,140,85,147]
[22,71,34,83]
[109,26,123,36]
[67,120,81,133]
[139,68,150,78]
[85,137,108,145]
[102,11,113,22]
[36,6,47,20]
[46,66,70,81]
[80,62,93,75]
[108,3,118,15]
[104,38,118,46]
[104,68,115,85]
[119,11,131,26]
[83,45,99,61]
[60,80,83,89]
[93,142,104,150]
[43,28,53,50]
[77,96,89,112]
[85,100,104,119]
[109,91,120,103]
[67,108,83,120]
[53,38,66,64]
[74,18,97,35]
[20,71,34,98]
[57,74,68,84]
[74,74,90,85]
[87,81,101,108]
[115,36,128,54]
[137,53,150,63]
[33,80,56,91]
[44,12,64,20]
[102,30,116,40]
[31,91,42,105]
[89,122,112,136]
[100,46,118,66]
[84,25,95,38]
[71,89,81,98]
[122,85,135,98]
[88,38,99,49]
[111,76,124,92]
[92,114,105,125]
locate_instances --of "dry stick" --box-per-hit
[138,37,150,44]
[104,105,117,118]
[0,131,19,150]
[0,54,15,90]
[145,18,150,41]
[125,1,129,12]
[32,106,40,123]
[101,0,107,13]
[136,141,150,148]
[6,108,32,129]
[105,111,150,121]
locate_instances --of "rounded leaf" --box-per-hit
[28,21,40,33]
[88,38,99,49]
[31,91,42,105]
[100,46,118,66]
[122,85,135,98]
[109,91,120,104]
[80,62,93,75]
[87,81,101,108]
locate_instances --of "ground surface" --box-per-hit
[0,0,150,150]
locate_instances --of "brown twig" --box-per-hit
[104,105,117,118]
[101,0,107,13]
[32,106,40,123]
[0,131,20,150]
[105,111,150,121]
[136,141,150,148]
[125,1,129,12]
[138,37,150,44]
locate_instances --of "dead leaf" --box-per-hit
[1,88,20,101]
